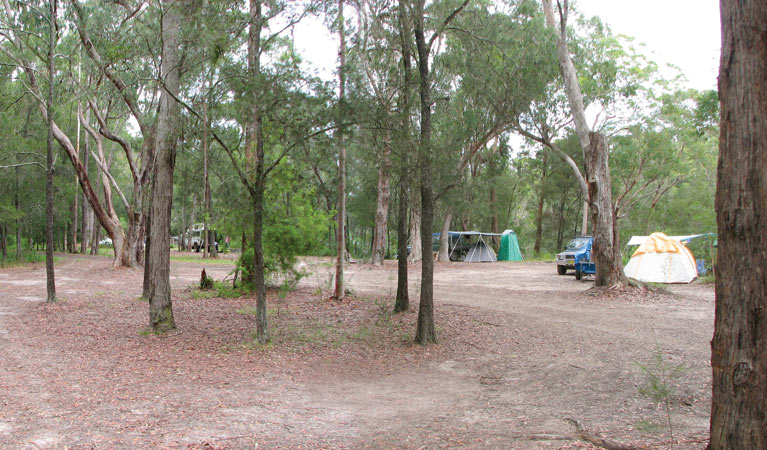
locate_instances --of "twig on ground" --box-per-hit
[566,418,642,450]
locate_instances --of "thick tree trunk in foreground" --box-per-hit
[45,0,57,303]
[147,0,180,332]
[371,137,391,266]
[584,133,625,286]
[709,1,767,447]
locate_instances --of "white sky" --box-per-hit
[576,0,720,91]
[292,1,721,92]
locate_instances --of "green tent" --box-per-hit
[497,230,523,261]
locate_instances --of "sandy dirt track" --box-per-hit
[0,254,713,449]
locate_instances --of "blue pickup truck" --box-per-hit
[555,236,595,280]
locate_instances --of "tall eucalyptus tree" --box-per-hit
[709,0,767,446]
[147,0,182,332]
[45,0,58,302]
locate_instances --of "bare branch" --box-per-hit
[86,98,137,182]
[0,161,46,170]
[427,0,470,51]
[71,0,148,135]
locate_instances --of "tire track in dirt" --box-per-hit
[301,260,713,449]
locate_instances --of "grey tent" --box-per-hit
[464,238,497,262]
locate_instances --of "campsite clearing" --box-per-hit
[0,254,713,449]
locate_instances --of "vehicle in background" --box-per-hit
[432,232,474,261]
[98,237,113,247]
[178,224,218,252]
[555,236,593,279]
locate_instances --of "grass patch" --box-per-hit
[0,251,46,268]
[191,281,246,300]
[237,306,258,316]
[697,274,715,285]
[232,294,412,351]
[634,419,666,434]
[139,329,163,336]
[284,321,334,344]
[523,252,556,262]
[171,254,235,265]
[349,325,373,340]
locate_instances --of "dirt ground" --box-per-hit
[0,254,713,449]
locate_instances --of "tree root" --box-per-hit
[625,277,671,294]
[565,418,642,450]
[583,278,671,297]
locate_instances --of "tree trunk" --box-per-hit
[534,148,549,256]
[15,50,130,266]
[247,0,269,343]
[15,164,22,259]
[394,176,409,313]
[80,109,92,255]
[142,208,151,300]
[437,209,452,262]
[585,132,625,286]
[1,225,7,260]
[91,220,99,255]
[203,80,210,259]
[709,1,767,448]
[489,153,500,249]
[394,0,411,314]
[413,0,435,344]
[490,188,499,247]
[79,103,132,267]
[371,134,391,266]
[542,0,623,287]
[408,201,422,262]
[45,0,57,303]
[334,0,347,300]
[71,178,78,252]
[147,0,180,332]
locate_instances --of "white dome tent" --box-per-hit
[624,232,698,284]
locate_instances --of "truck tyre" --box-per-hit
[574,269,582,280]
[557,265,567,275]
